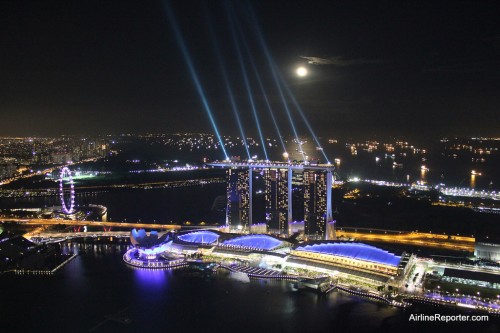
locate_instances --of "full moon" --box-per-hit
[296,66,308,77]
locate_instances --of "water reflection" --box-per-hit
[3,242,498,333]
[132,267,170,288]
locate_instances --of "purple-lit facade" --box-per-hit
[124,229,414,291]
[59,167,75,214]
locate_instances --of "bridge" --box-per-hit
[0,218,181,231]
[30,231,131,241]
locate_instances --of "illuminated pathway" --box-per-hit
[336,229,475,252]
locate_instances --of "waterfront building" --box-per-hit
[441,268,500,289]
[226,168,250,228]
[287,241,414,287]
[303,170,327,238]
[264,168,290,234]
[475,237,500,262]
[214,161,334,239]
[125,229,415,290]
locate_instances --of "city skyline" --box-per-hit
[1,0,499,139]
[2,2,500,328]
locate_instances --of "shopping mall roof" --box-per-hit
[177,230,220,244]
[294,241,402,267]
[221,234,286,251]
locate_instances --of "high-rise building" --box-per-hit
[226,168,250,228]
[303,170,328,238]
[218,161,334,239]
[264,168,289,234]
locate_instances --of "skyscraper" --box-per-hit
[219,161,334,239]
[264,168,289,234]
[303,170,328,238]
[226,168,250,228]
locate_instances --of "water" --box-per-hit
[2,177,499,237]
[0,185,227,225]
[281,139,500,189]
[1,242,498,333]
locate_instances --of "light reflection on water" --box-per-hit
[2,242,499,333]
[132,267,170,288]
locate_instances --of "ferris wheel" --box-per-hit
[59,167,75,214]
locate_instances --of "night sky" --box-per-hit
[1,0,499,139]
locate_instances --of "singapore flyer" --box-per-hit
[59,167,75,214]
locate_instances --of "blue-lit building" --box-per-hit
[125,229,414,289]
[125,229,184,268]
[220,234,286,251]
[172,230,289,252]
[287,241,414,287]
[177,230,220,245]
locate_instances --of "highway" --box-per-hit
[0,218,181,230]
[336,230,475,252]
[33,231,131,239]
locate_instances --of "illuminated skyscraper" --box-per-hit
[218,161,333,239]
[303,170,328,238]
[264,168,289,234]
[226,168,251,228]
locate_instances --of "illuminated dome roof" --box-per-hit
[221,234,283,250]
[295,242,401,267]
[130,229,169,247]
[177,230,220,244]
[138,241,172,256]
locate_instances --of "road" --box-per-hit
[0,218,181,230]
[336,230,474,252]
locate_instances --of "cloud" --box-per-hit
[300,56,385,66]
